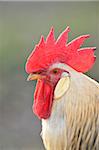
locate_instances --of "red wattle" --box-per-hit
[33,79,53,119]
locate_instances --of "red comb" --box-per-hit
[25,26,96,73]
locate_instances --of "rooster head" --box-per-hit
[25,27,96,119]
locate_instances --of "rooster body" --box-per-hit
[26,27,99,150]
[42,63,99,150]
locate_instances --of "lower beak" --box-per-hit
[27,73,42,81]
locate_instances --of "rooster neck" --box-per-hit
[41,63,99,150]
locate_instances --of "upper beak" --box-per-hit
[27,73,42,81]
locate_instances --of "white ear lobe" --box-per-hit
[54,72,70,100]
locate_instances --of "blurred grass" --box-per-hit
[0,1,99,150]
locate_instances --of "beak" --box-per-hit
[27,73,42,81]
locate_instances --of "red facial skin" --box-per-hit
[32,68,68,119]
[43,68,65,85]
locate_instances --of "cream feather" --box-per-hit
[41,63,99,150]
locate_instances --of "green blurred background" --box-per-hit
[0,1,99,150]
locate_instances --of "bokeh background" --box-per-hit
[0,1,99,150]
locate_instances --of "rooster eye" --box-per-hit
[34,71,41,74]
[53,69,58,74]
[38,71,41,74]
[37,71,42,74]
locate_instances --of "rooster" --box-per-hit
[25,27,99,150]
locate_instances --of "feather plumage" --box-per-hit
[41,63,99,150]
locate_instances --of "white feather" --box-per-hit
[41,63,99,150]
